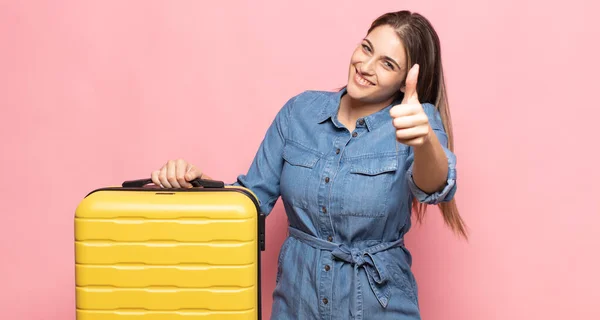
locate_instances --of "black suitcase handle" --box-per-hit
[122,177,225,189]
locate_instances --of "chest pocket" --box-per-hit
[340,154,398,217]
[280,142,321,209]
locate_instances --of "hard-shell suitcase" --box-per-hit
[74,178,265,320]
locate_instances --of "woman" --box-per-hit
[151,10,467,320]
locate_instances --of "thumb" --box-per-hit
[185,164,202,181]
[402,64,420,103]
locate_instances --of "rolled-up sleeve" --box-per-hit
[405,103,457,204]
[227,96,296,216]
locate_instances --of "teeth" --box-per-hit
[356,73,372,86]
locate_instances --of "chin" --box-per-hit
[346,82,385,104]
[346,82,365,99]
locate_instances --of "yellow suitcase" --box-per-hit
[74,178,265,320]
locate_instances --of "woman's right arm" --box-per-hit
[151,96,296,216]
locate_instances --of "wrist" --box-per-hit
[415,126,436,151]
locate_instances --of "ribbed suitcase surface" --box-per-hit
[74,183,263,320]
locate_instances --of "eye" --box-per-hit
[384,61,395,70]
[361,44,372,53]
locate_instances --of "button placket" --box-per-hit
[318,253,334,318]
[317,137,340,245]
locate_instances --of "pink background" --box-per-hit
[1,0,599,319]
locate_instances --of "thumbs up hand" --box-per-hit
[390,64,433,147]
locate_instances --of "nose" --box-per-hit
[358,57,375,76]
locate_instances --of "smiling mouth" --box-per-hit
[354,68,375,86]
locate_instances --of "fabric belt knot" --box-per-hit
[288,227,405,320]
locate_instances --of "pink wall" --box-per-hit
[1,1,599,319]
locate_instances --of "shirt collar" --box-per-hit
[316,87,402,131]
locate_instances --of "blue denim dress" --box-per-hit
[231,88,457,319]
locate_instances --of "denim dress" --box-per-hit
[230,88,457,319]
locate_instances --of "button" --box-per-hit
[335,148,340,154]
[322,298,329,305]
[352,132,358,137]
[327,236,333,242]
[322,206,327,214]
[358,118,365,125]
[324,177,330,183]
[324,264,330,271]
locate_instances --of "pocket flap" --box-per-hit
[350,154,398,175]
[282,143,320,168]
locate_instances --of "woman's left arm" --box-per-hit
[393,102,457,204]
[412,124,449,193]
[391,64,457,204]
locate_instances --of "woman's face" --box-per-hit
[346,25,408,104]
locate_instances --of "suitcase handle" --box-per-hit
[122,178,225,188]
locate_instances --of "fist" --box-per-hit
[390,64,432,147]
[151,159,203,188]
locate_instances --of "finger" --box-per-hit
[182,164,201,189]
[185,163,202,181]
[390,104,421,119]
[176,159,191,188]
[395,126,430,141]
[392,114,427,130]
[151,170,161,187]
[166,160,181,188]
[401,64,420,104]
[159,165,171,188]
[397,136,425,146]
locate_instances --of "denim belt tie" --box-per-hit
[288,226,405,320]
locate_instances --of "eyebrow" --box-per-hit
[364,38,402,70]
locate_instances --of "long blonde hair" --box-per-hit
[369,11,468,239]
